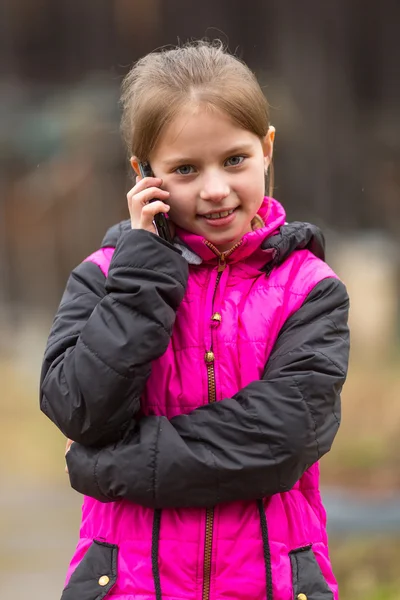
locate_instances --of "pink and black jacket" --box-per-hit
[40,198,350,600]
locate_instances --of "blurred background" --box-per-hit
[1,1,399,599]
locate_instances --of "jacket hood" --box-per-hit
[100,198,326,271]
[260,219,325,274]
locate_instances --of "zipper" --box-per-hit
[202,241,242,600]
[205,240,242,265]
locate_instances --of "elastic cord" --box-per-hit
[153,503,272,599]
[152,509,162,600]
[257,499,274,600]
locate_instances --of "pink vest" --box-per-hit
[66,198,338,600]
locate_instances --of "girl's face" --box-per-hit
[134,105,274,252]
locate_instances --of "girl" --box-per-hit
[40,41,349,600]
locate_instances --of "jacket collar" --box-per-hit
[174,197,286,264]
[100,198,326,271]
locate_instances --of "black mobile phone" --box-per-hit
[138,161,173,244]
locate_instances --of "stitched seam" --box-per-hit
[285,310,349,343]
[315,349,346,376]
[41,393,49,415]
[203,443,220,505]
[332,396,341,427]
[281,307,335,329]
[93,450,109,500]
[169,340,271,352]
[324,314,349,343]
[108,265,187,291]
[59,291,99,311]
[294,553,300,591]
[235,400,278,495]
[105,534,325,544]
[111,544,118,581]
[260,286,308,295]
[93,408,139,437]
[80,339,139,380]
[46,331,82,354]
[294,376,319,461]
[109,296,170,338]
[266,346,346,376]
[152,420,161,502]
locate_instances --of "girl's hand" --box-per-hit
[65,438,74,474]
[127,176,170,233]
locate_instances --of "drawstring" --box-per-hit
[152,504,272,600]
[152,509,162,600]
[257,499,274,600]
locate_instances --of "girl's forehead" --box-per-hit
[152,104,258,160]
[166,103,239,136]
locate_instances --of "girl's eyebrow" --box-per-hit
[162,144,255,167]
[163,156,197,167]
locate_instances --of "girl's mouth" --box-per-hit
[199,207,238,227]
[202,208,235,220]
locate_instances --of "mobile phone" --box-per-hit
[138,161,173,244]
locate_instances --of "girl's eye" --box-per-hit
[175,165,195,175]
[225,155,245,167]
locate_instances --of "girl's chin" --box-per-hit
[205,232,243,252]
[175,218,247,250]
[203,222,249,247]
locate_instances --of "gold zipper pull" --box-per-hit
[211,312,221,328]
[217,254,226,272]
[204,351,215,364]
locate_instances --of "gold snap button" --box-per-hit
[98,575,110,586]
[211,312,222,322]
[297,594,308,600]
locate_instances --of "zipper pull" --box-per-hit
[211,312,222,328]
[205,351,215,364]
[218,254,226,272]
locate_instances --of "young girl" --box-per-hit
[40,41,349,600]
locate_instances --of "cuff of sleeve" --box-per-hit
[106,229,189,294]
[67,443,111,503]
[112,229,185,267]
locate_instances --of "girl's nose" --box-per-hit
[199,172,230,203]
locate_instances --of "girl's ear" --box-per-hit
[262,126,276,167]
[130,156,141,176]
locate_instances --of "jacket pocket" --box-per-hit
[289,545,334,600]
[61,539,118,600]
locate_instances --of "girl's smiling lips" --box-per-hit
[198,207,238,227]
[198,207,238,218]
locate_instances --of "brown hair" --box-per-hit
[120,40,274,195]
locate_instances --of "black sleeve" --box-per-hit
[40,229,188,446]
[66,277,349,506]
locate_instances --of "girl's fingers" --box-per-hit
[139,201,170,231]
[129,197,170,232]
[141,200,170,217]
[126,176,171,233]
[129,187,170,208]
[127,177,162,199]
